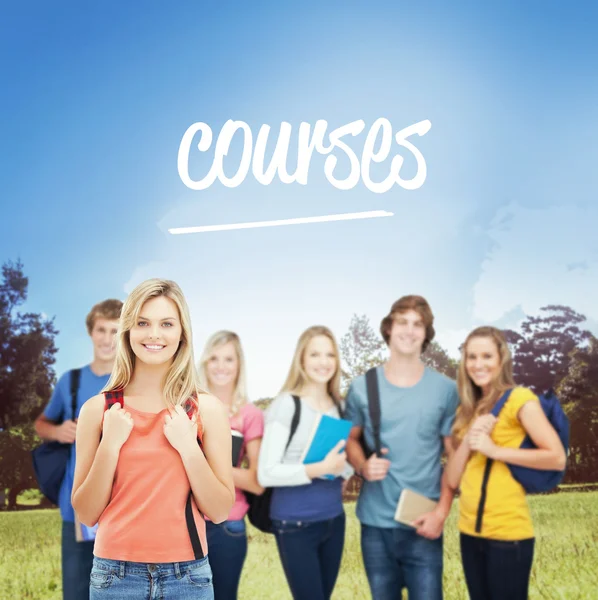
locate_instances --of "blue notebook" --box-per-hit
[301,414,353,479]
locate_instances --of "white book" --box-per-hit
[394,489,438,527]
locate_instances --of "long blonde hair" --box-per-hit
[280,326,342,406]
[452,326,515,439]
[198,330,248,416]
[102,279,203,409]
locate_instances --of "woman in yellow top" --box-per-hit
[446,326,566,600]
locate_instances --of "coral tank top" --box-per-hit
[94,390,207,562]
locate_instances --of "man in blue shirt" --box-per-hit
[345,295,459,600]
[34,299,122,600]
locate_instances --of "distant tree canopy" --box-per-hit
[0,260,58,509]
[504,305,591,395]
[422,341,458,380]
[557,335,598,482]
[0,260,58,429]
[339,314,387,392]
[253,397,274,412]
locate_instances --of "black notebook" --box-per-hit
[232,430,244,466]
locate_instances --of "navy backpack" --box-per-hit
[490,388,569,493]
[31,369,81,505]
[475,388,569,534]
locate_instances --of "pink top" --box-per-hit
[228,403,264,521]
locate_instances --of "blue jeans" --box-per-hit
[89,556,214,600]
[361,524,443,600]
[460,533,535,600]
[205,520,247,600]
[272,512,345,600]
[62,520,95,600]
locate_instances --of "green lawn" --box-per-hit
[1,492,597,599]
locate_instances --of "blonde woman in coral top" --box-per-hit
[72,279,234,600]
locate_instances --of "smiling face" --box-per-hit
[90,318,119,362]
[129,295,183,366]
[302,334,337,386]
[388,309,427,357]
[205,341,239,389]
[464,335,501,394]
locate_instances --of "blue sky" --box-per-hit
[2,2,597,398]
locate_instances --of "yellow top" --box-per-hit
[458,386,539,540]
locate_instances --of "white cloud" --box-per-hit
[473,203,598,324]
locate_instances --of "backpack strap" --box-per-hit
[183,399,205,558]
[104,389,124,410]
[70,369,81,420]
[287,396,301,451]
[183,396,204,445]
[185,491,205,559]
[474,389,514,534]
[365,368,382,458]
[490,389,513,418]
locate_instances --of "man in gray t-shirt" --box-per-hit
[345,296,459,600]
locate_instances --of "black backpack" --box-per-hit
[245,395,301,533]
[359,368,383,459]
[32,369,81,505]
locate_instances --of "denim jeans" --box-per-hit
[89,556,214,600]
[272,512,345,600]
[460,533,535,600]
[361,524,443,600]
[205,519,247,600]
[62,520,95,600]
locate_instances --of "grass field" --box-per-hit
[1,492,597,599]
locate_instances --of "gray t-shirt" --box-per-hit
[345,366,459,528]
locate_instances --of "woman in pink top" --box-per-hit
[72,279,235,600]
[197,331,265,600]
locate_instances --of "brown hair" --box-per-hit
[452,326,515,440]
[86,299,123,334]
[380,295,435,352]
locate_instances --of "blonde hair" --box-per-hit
[280,326,342,405]
[102,279,202,409]
[198,331,248,416]
[452,326,515,440]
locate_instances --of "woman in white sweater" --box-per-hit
[258,325,353,600]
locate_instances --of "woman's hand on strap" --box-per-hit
[163,405,199,454]
[102,403,134,451]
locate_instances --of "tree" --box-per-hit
[339,314,387,392]
[557,336,598,483]
[0,260,58,429]
[0,425,39,509]
[0,260,58,509]
[422,341,458,380]
[253,397,274,412]
[504,305,591,394]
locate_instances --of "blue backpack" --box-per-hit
[490,388,569,493]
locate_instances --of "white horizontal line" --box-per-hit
[168,210,394,234]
